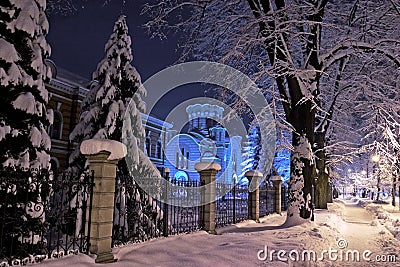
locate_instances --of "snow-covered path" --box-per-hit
[314,200,399,267]
[38,201,400,267]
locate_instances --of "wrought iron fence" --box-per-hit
[215,183,249,228]
[112,176,203,246]
[259,182,276,217]
[281,184,289,211]
[162,180,203,236]
[112,174,164,246]
[0,167,94,265]
[46,170,94,258]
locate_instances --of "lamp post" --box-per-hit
[348,168,355,196]
[371,154,380,201]
[361,170,367,198]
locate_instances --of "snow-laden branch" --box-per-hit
[321,40,400,72]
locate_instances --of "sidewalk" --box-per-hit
[38,201,400,267]
[39,212,334,267]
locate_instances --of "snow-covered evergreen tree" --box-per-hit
[69,15,145,172]
[0,0,52,262]
[0,0,52,169]
[68,15,163,242]
[240,125,261,182]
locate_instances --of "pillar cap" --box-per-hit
[244,170,263,178]
[80,139,127,160]
[194,162,221,172]
[270,175,283,181]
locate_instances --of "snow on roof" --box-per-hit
[56,67,91,88]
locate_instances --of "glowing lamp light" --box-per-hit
[371,154,380,163]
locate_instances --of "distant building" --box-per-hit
[45,60,89,175]
[44,60,172,175]
[141,114,173,173]
[164,104,243,184]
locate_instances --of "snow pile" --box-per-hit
[363,202,400,238]
[80,139,127,160]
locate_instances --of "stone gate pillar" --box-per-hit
[195,162,221,235]
[271,175,283,215]
[80,139,127,263]
[245,170,263,222]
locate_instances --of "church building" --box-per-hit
[164,104,243,184]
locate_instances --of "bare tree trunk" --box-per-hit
[392,170,396,206]
[326,174,333,203]
[315,132,328,209]
[285,97,315,225]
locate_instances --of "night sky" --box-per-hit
[46,0,210,122]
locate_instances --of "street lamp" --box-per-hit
[371,154,381,201]
[371,154,380,163]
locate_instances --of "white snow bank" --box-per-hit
[80,139,127,160]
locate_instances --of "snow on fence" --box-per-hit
[0,167,94,266]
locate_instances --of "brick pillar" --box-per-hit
[81,139,127,263]
[245,170,263,222]
[195,162,221,235]
[271,175,283,215]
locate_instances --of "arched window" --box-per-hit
[49,111,62,139]
[145,132,151,156]
[156,139,162,159]
[50,157,59,177]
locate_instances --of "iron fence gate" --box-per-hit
[0,167,94,265]
[215,183,248,228]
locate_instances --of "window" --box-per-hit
[156,139,162,159]
[145,135,151,156]
[49,111,62,139]
[176,147,189,169]
[50,157,59,177]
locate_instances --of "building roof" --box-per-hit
[56,67,91,88]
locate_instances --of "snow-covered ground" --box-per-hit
[38,199,400,267]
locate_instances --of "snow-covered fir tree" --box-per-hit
[240,125,261,182]
[68,15,163,242]
[69,14,146,172]
[0,0,52,169]
[0,0,52,261]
